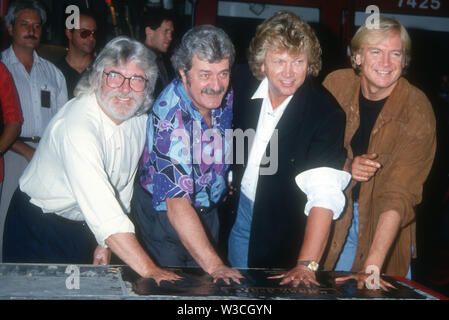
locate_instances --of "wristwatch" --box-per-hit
[296,260,319,272]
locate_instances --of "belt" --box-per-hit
[18,136,41,143]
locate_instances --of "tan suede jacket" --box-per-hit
[322,69,436,276]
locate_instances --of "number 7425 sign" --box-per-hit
[398,0,441,10]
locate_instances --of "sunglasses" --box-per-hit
[78,29,96,39]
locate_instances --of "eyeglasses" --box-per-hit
[103,71,148,92]
[78,29,96,39]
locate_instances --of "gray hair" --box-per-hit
[75,36,158,116]
[4,0,47,28]
[172,25,235,78]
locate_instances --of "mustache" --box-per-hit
[24,35,38,40]
[201,87,225,95]
[108,91,139,99]
[106,91,141,101]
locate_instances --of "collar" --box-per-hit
[172,78,231,122]
[3,45,42,67]
[378,77,409,123]
[251,77,269,100]
[173,79,203,121]
[252,77,292,115]
[353,76,409,124]
[89,93,122,140]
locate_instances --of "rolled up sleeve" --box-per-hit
[295,167,351,219]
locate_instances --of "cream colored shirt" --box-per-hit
[20,93,147,247]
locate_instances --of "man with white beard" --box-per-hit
[2,36,180,285]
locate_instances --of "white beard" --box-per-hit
[97,88,144,122]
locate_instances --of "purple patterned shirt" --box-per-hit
[139,79,233,211]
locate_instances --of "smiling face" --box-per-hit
[8,9,42,51]
[179,54,230,118]
[356,31,405,101]
[97,60,147,124]
[261,49,309,108]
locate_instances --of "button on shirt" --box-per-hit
[139,79,233,211]
[240,78,291,201]
[19,93,148,247]
[1,46,68,137]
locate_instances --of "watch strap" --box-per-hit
[296,260,319,272]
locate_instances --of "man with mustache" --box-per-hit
[0,0,67,260]
[132,25,243,284]
[2,36,181,285]
[56,8,97,99]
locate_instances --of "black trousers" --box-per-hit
[2,188,97,264]
[131,183,219,268]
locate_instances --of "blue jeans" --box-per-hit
[335,203,360,271]
[227,192,254,268]
[335,202,412,279]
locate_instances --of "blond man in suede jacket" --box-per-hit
[322,16,436,290]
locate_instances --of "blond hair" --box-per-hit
[350,16,411,72]
[248,10,322,80]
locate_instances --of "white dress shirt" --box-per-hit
[19,93,148,247]
[240,78,351,219]
[1,46,68,137]
[240,78,291,201]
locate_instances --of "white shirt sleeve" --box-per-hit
[295,167,351,220]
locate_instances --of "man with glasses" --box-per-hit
[0,0,67,260]
[57,8,97,99]
[2,36,181,285]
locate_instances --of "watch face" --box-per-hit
[297,260,319,271]
[308,261,319,272]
